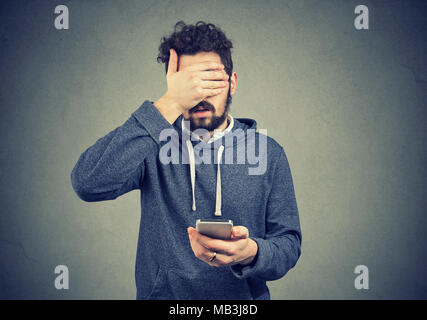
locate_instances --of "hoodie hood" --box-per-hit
[172,114,257,216]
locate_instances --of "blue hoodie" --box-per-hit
[71,100,302,300]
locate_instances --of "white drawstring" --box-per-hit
[186,141,225,216]
[214,145,224,216]
[186,140,196,211]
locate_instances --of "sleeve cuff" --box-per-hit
[230,237,270,279]
[132,100,175,145]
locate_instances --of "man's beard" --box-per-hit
[186,89,232,132]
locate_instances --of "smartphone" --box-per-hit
[196,219,233,240]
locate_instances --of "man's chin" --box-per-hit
[191,115,211,122]
[185,109,228,132]
[188,116,212,130]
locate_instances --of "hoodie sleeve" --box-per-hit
[231,147,302,281]
[71,100,174,202]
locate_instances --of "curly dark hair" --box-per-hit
[157,21,233,77]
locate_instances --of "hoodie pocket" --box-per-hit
[168,269,253,300]
[143,266,167,300]
[145,267,254,300]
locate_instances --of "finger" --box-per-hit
[188,227,228,252]
[200,80,228,89]
[198,70,229,81]
[186,61,225,72]
[188,227,213,257]
[188,228,239,267]
[187,227,200,246]
[188,228,221,263]
[210,252,236,267]
[167,48,178,75]
[231,226,249,240]
[201,88,226,98]
[187,226,200,238]
[195,231,232,254]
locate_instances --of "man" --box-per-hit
[71,21,301,300]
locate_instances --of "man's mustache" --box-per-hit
[189,100,215,113]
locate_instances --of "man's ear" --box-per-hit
[230,72,238,95]
[167,49,178,75]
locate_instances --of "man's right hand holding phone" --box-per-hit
[187,226,259,268]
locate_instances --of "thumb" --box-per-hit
[167,48,178,75]
[231,226,249,240]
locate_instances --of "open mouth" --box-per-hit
[192,106,212,118]
[193,106,211,112]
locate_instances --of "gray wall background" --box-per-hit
[1,0,426,299]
